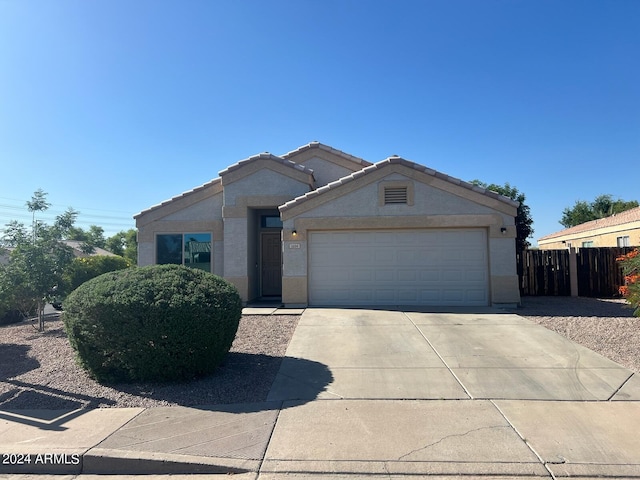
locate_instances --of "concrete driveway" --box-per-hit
[263,307,640,478]
[268,308,634,401]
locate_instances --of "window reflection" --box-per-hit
[157,234,182,265]
[184,233,211,271]
[156,233,212,272]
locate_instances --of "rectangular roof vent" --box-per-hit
[384,186,408,204]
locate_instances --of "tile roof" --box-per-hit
[281,141,373,167]
[539,205,640,241]
[134,177,222,219]
[279,155,520,212]
[219,152,314,177]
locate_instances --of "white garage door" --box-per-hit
[309,229,489,306]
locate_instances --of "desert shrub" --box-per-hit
[618,248,640,317]
[62,264,242,383]
[62,255,132,295]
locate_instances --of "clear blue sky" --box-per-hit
[1,0,638,244]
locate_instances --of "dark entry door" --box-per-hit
[261,232,282,296]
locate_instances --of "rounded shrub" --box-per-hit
[62,264,242,383]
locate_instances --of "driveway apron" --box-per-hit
[263,307,640,478]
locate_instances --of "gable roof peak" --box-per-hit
[282,141,372,167]
[219,151,314,177]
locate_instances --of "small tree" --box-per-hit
[470,181,534,252]
[0,191,77,331]
[618,248,640,317]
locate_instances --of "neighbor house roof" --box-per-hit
[279,155,520,212]
[539,205,640,241]
[63,240,117,257]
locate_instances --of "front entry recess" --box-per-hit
[261,232,282,296]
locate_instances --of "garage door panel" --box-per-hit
[309,229,489,306]
[420,269,440,282]
[352,269,374,281]
[466,269,487,282]
[398,269,417,282]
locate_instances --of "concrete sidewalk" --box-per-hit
[1,308,639,479]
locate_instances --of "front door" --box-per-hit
[261,232,282,296]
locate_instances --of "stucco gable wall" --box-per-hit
[292,172,514,223]
[162,193,223,221]
[298,156,357,188]
[223,168,311,207]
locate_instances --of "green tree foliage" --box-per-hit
[63,265,242,383]
[62,255,132,294]
[470,181,534,252]
[560,195,639,228]
[0,191,77,331]
[68,225,107,252]
[105,229,137,264]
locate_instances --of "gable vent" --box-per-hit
[384,186,408,204]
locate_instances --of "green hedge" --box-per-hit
[62,264,242,383]
[62,255,131,295]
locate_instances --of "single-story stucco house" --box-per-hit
[538,206,640,250]
[135,142,521,308]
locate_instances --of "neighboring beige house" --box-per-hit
[538,206,640,250]
[135,142,521,307]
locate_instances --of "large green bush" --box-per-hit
[62,264,242,383]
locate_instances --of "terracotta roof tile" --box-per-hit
[539,205,640,241]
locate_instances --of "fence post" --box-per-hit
[569,247,578,297]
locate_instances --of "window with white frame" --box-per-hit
[617,236,630,247]
[156,233,212,272]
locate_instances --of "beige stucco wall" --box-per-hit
[222,168,311,206]
[297,155,359,187]
[538,222,640,249]
[281,169,520,307]
[220,165,312,303]
[136,189,224,273]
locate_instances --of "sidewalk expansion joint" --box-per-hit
[490,400,556,479]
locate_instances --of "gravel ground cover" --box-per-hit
[514,296,639,374]
[0,314,299,409]
[1,297,638,409]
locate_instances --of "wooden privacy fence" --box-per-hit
[517,249,571,296]
[517,247,634,297]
